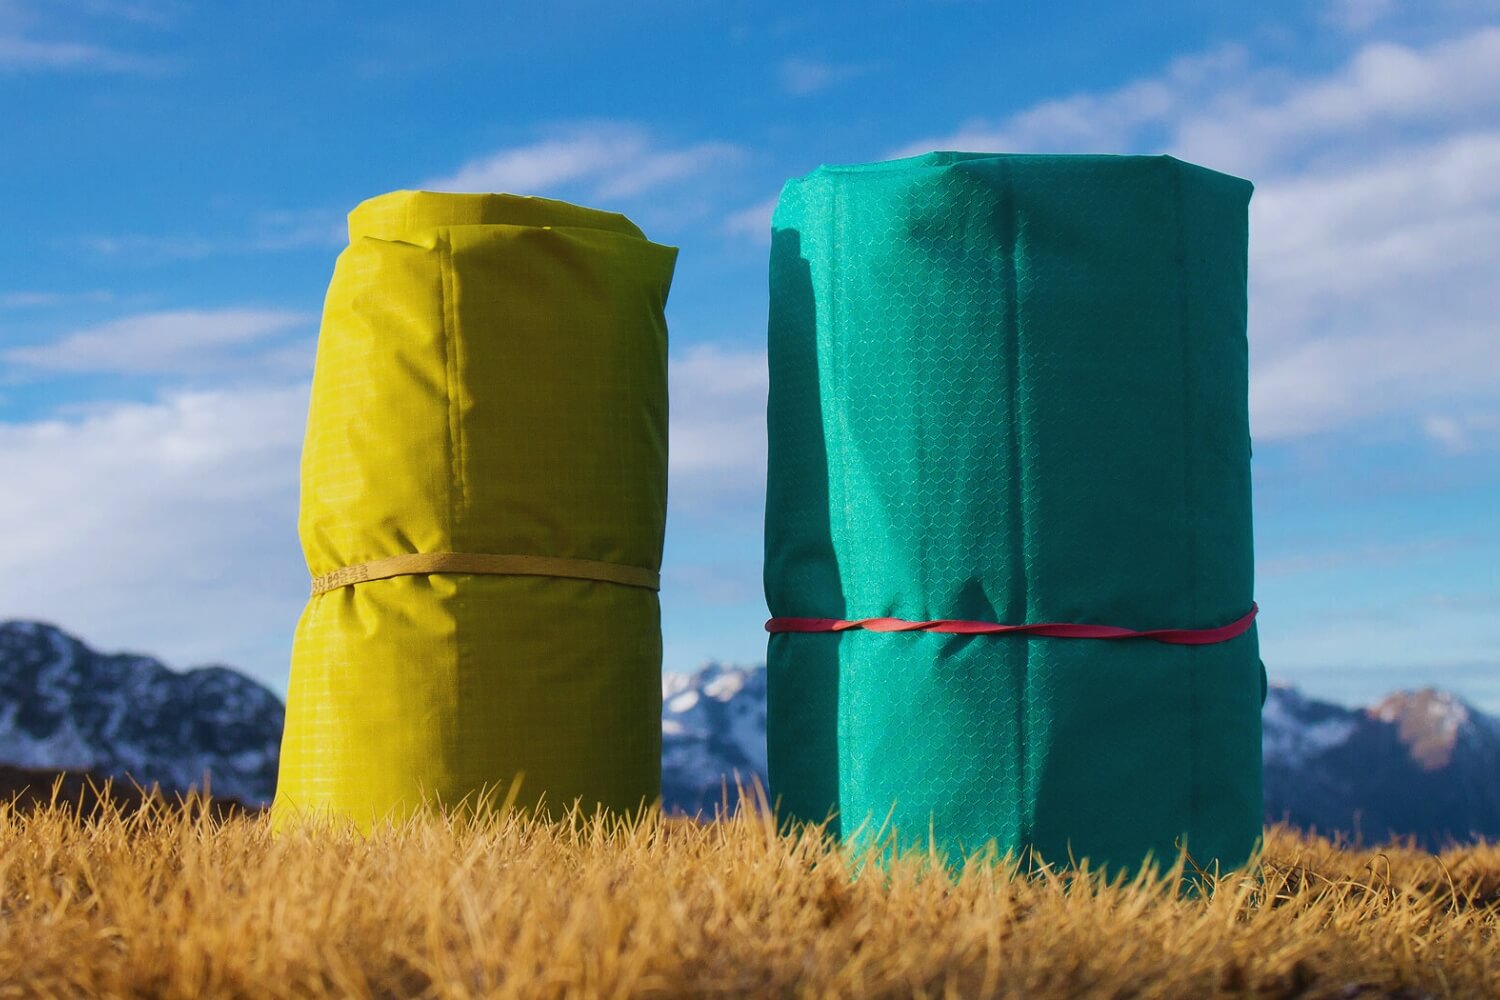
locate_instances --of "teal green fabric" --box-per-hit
[764,152,1264,875]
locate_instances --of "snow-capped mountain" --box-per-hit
[1263,683,1500,848]
[4,619,1498,845]
[662,662,768,815]
[0,621,282,803]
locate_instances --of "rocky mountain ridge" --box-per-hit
[0,621,282,803]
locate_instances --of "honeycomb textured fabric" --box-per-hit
[274,190,676,833]
[763,153,1263,874]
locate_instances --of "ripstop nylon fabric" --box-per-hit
[764,153,1264,874]
[273,190,676,832]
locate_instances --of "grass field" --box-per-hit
[1,788,1496,999]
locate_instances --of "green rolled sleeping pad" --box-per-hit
[763,152,1264,875]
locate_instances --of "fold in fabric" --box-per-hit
[274,190,676,832]
[310,552,661,596]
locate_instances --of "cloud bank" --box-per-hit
[424,124,742,203]
[896,27,1500,443]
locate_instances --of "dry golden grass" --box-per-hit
[1,786,1496,1000]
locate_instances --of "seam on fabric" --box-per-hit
[1173,161,1201,846]
[311,551,662,595]
[439,234,468,524]
[830,177,851,820]
[831,178,851,606]
[436,233,457,543]
[998,161,1031,843]
[436,230,463,719]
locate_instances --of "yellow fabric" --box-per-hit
[309,552,661,596]
[273,190,676,833]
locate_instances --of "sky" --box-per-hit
[1,0,1498,711]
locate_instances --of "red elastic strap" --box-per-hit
[766,603,1257,646]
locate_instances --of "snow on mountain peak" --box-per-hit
[661,663,768,815]
[0,620,283,803]
[1370,688,1473,770]
[1261,684,1359,769]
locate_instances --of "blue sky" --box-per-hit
[1,0,1498,710]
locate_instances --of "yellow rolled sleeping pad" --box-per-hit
[272,190,677,832]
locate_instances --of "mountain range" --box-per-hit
[3,620,1496,847]
[0,620,281,803]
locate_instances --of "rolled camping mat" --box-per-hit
[764,153,1264,874]
[273,190,676,832]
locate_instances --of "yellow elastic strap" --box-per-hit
[310,552,660,596]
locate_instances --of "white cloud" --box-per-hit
[424,124,742,203]
[1423,412,1500,453]
[1325,0,1397,32]
[249,209,347,251]
[74,129,731,265]
[1244,131,1500,438]
[722,195,778,244]
[668,345,767,518]
[0,0,165,72]
[0,289,114,308]
[69,212,344,260]
[1174,29,1500,172]
[64,0,185,26]
[3,308,314,376]
[596,142,741,200]
[0,385,308,688]
[0,33,149,71]
[1250,131,1500,309]
[895,27,1500,443]
[778,57,865,96]
[71,233,219,260]
[897,30,1500,171]
[1245,136,1500,439]
[892,46,1250,159]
